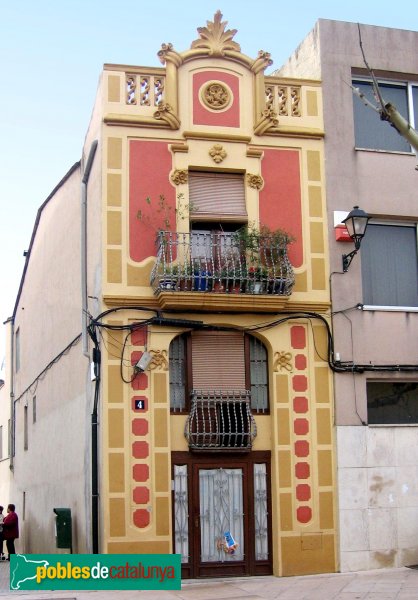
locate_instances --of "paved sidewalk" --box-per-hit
[2,561,418,599]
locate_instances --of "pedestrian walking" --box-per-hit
[0,506,4,560]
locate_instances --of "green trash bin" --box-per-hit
[53,508,72,549]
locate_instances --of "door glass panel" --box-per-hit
[173,465,189,563]
[199,468,244,562]
[254,463,269,560]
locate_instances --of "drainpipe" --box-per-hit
[81,140,98,357]
[80,140,99,554]
[7,317,15,471]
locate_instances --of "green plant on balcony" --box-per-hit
[233,222,294,255]
[246,264,268,293]
[137,192,193,234]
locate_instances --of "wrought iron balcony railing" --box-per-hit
[150,230,295,296]
[185,390,257,452]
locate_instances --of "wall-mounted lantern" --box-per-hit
[341,205,370,272]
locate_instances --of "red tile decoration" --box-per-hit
[290,331,313,525]
[290,326,306,349]
[292,375,308,392]
[131,326,147,346]
[293,396,308,413]
[133,464,149,482]
[131,372,148,391]
[132,418,148,436]
[133,486,150,505]
[133,508,150,529]
[131,351,142,366]
[296,484,311,501]
[294,418,309,435]
[295,440,310,457]
[295,462,310,479]
[297,506,312,524]
[132,441,149,459]
[295,354,307,370]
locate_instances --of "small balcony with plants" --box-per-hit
[150,224,295,311]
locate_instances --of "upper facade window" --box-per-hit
[169,331,269,413]
[352,78,418,152]
[361,223,418,307]
[15,328,20,372]
[189,171,247,220]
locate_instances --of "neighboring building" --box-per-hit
[0,322,12,509]
[278,20,418,572]
[7,162,100,554]
[7,12,337,576]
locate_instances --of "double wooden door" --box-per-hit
[172,451,272,578]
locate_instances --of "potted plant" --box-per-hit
[247,265,268,294]
[192,259,211,291]
[157,263,179,290]
[212,268,226,293]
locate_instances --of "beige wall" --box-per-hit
[11,161,102,553]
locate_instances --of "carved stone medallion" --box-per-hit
[201,82,231,110]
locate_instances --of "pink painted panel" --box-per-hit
[297,506,312,523]
[291,326,306,349]
[133,508,150,528]
[132,441,149,459]
[292,375,308,392]
[132,418,149,436]
[293,396,309,413]
[260,149,303,268]
[133,486,150,504]
[193,71,240,127]
[133,464,149,482]
[295,354,307,370]
[296,484,311,501]
[294,418,309,435]
[129,140,174,262]
[295,462,310,479]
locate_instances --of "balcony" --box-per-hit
[150,230,295,303]
[185,390,257,452]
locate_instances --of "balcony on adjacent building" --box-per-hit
[185,390,257,452]
[150,230,295,299]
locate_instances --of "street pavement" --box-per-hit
[2,560,418,599]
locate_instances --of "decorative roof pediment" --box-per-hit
[157,11,273,74]
[191,10,241,56]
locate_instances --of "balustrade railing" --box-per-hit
[150,230,295,296]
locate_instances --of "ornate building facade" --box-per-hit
[8,13,336,577]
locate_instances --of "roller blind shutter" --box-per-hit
[191,331,246,390]
[189,172,246,217]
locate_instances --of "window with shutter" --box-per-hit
[189,172,247,219]
[169,332,269,414]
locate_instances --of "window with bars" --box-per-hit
[169,332,269,413]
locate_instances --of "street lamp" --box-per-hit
[342,205,370,272]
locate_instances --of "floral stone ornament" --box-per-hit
[170,169,188,185]
[209,144,227,163]
[246,173,264,189]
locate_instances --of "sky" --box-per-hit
[0,0,417,367]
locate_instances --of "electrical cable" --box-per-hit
[14,333,82,404]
